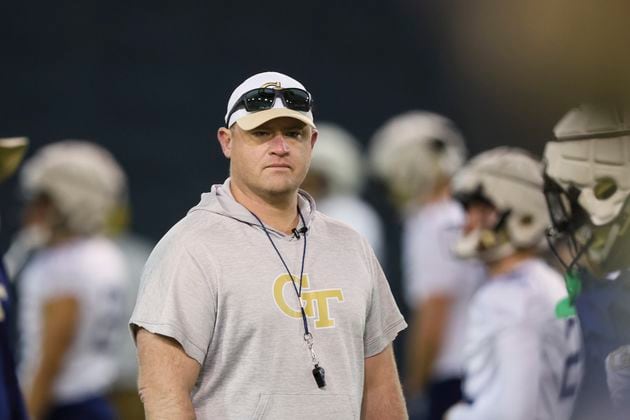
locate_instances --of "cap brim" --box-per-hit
[235,108,316,131]
[0,137,28,182]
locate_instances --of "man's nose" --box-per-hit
[270,134,289,154]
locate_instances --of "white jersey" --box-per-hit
[110,233,153,390]
[402,199,485,379]
[18,236,126,403]
[317,194,386,264]
[447,259,583,420]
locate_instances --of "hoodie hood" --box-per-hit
[189,178,317,238]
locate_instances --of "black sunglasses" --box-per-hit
[226,88,312,126]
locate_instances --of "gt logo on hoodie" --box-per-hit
[273,274,344,328]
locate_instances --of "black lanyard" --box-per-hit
[248,206,326,388]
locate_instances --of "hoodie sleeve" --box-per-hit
[363,240,407,358]
[129,228,217,365]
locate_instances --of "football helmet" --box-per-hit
[20,140,127,236]
[308,122,365,196]
[453,147,549,262]
[543,103,630,275]
[368,111,466,209]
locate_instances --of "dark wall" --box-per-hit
[0,1,446,241]
[3,1,628,241]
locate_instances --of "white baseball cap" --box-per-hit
[224,71,315,130]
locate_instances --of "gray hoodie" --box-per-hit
[130,178,406,419]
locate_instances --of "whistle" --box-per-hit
[312,364,326,388]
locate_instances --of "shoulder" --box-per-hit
[404,201,468,267]
[405,200,464,247]
[313,210,366,236]
[474,260,565,323]
[473,279,525,319]
[23,237,127,295]
[312,210,380,272]
[34,237,122,271]
[142,211,230,283]
[313,210,368,242]
[409,199,463,227]
[318,195,381,222]
[153,207,230,253]
[78,236,125,260]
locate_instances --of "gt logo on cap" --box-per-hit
[262,81,281,89]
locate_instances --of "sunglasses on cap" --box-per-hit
[226,87,313,126]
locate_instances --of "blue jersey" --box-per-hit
[571,269,630,420]
[0,262,28,420]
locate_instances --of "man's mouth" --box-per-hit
[266,163,292,169]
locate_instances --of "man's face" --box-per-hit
[454,198,502,261]
[463,200,499,235]
[218,117,317,201]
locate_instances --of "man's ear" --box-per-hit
[217,127,232,158]
[310,128,318,150]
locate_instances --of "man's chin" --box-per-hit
[257,180,299,199]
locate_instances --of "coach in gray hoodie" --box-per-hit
[130,71,407,420]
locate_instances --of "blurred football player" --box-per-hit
[543,104,630,420]
[105,201,153,420]
[0,137,29,420]
[15,141,127,420]
[606,344,630,417]
[446,147,583,420]
[369,111,484,420]
[301,122,385,262]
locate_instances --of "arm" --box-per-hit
[361,344,407,420]
[136,327,201,420]
[26,296,79,420]
[405,294,453,395]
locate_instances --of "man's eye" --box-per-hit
[286,131,302,138]
[252,131,269,137]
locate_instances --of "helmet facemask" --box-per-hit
[545,187,630,276]
[544,138,630,276]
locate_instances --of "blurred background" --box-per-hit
[2,0,629,247]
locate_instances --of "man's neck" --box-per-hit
[410,180,451,209]
[487,250,536,278]
[426,182,451,204]
[48,229,80,247]
[229,180,300,234]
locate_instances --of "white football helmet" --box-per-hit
[543,103,630,275]
[308,122,365,196]
[453,147,549,262]
[20,140,127,236]
[0,137,28,183]
[368,111,467,209]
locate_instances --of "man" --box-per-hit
[130,71,408,419]
[446,147,583,420]
[16,141,127,420]
[0,137,29,420]
[301,122,385,263]
[368,111,484,420]
[542,104,630,420]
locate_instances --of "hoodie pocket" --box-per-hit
[252,393,357,420]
